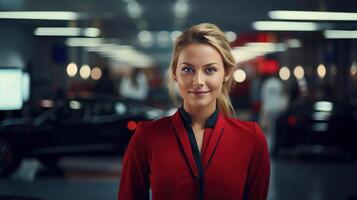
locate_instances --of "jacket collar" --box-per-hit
[171,109,225,177]
[178,106,218,128]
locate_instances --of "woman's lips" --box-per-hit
[189,90,210,95]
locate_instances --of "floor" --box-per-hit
[0,155,356,200]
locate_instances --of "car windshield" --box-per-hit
[34,102,64,126]
[34,100,87,125]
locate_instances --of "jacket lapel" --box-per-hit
[202,112,225,172]
[171,110,198,178]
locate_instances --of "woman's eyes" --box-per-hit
[181,66,217,74]
[182,67,194,73]
[205,67,217,74]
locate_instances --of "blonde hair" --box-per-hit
[167,23,236,118]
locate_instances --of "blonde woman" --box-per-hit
[118,23,270,200]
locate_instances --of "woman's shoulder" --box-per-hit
[131,116,172,143]
[137,115,173,130]
[223,116,257,131]
[222,116,266,141]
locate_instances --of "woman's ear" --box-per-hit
[224,68,231,82]
[173,72,177,82]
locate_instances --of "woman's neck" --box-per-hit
[183,102,216,128]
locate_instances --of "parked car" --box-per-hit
[0,96,168,177]
[272,98,357,158]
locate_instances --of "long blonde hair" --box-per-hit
[167,23,236,118]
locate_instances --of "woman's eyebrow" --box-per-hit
[180,62,194,66]
[204,63,219,66]
[179,62,219,67]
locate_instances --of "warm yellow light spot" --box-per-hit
[233,69,246,83]
[317,64,326,79]
[91,67,102,80]
[66,62,77,77]
[293,65,304,79]
[80,64,91,79]
[279,66,291,81]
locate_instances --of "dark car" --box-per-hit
[0,97,169,177]
[272,99,357,159]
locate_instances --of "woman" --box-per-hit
[118,23,270,200]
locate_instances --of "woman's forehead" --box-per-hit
[177,43,223,66]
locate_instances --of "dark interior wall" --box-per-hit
[0,25,33,68]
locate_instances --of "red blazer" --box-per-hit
[118,110,270,200]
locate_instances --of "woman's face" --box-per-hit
[174,43,228,110]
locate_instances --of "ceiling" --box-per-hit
[1,0,357,65]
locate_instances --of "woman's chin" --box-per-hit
[186,99,214,108]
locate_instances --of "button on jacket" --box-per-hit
[118,109,270,200]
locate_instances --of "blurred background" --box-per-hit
[1,0,357,199]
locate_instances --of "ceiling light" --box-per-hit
[231,48,265,63]
[89,44,134,55]
[324,30,357,39]
[286,39,302,48]
[65,38,104,47]
[246,42,287,52]
[35,27,100,37]
[279,66,291,81]
[269,10,357,21]
[317,64,326,79]
[170,30,182,42]
[138,30,154,47]
[157,31,171,47]
[293,65,304,79]
[66,62,78,77]
[79,65,91,79]
[91,67,102,80]
[0,11,81,20]
[35,27,81,36]
[174,0,189,19]
[252,21,319,31]
[225,31,237,43]
[83,28,101,37]
[233,69,246,83]
[127,1,142,19]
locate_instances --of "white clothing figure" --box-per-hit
[120,69,148,101]
[260,76,288,149]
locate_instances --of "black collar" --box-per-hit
[178,106,218,128]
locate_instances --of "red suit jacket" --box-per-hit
[118,109,270,200]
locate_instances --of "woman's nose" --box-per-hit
[193,71,204,86]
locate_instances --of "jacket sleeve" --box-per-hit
[118,122,150,200]
[244,122,271,200]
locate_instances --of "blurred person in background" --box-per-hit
[118,23,270,200]
[119,68,149,101]
[260,74,288,148]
